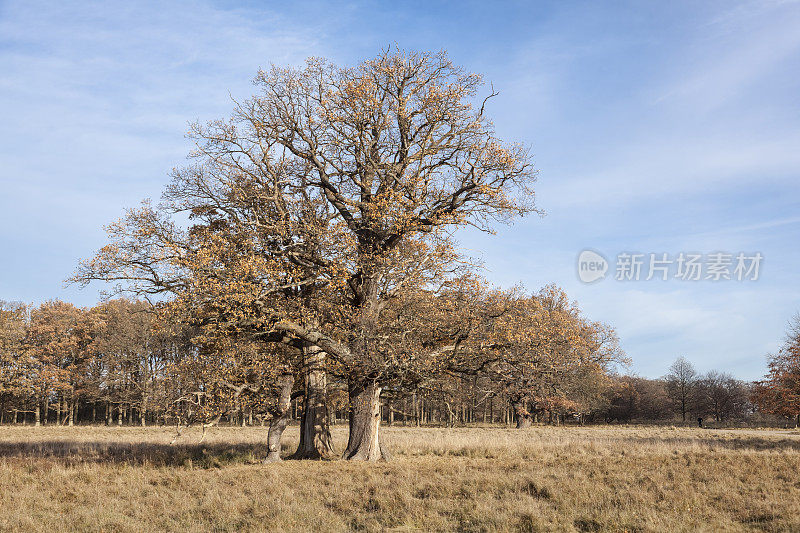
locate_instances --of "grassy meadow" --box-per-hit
[0,424,798,532]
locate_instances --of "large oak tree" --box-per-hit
[74,49,537,460]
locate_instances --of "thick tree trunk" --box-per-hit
[35,404,41,427]
[264,373,294,463]
[291,344,334,459]
[343,381,389,461]
[512,400,532,429]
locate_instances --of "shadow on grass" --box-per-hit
[0,440,277,467]
[1,432,798,468]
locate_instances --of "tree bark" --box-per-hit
[343,380,389,461]
[512,400,532,429]
[264,373,294,463]
[412,392,419,426]
[291,343,334,459]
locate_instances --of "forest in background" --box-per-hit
[1,297,797,431]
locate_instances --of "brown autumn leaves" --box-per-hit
[65,50,625,460]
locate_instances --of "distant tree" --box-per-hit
[606,375,671,422]
[454,285,625,428]
[0,301,28,423]
[698,371,750,422]
[753,315,800,426]
[90,299,173,426]
[635,377,672,420]
[23,301,95,426]
[664,356,698,422]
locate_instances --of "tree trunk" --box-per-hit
[68,400,74,426]
[343,381,389,461]
[264,373,293,463]
[513,400,532,429]
[35,403,41,427]
[291,344,334,459]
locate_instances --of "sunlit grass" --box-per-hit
[0,424,798,532]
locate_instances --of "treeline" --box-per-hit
[0,299,185,426]
[605,361,753,425]
[1,297,791,428]
[607,320,800,427]
[0,290,622,428]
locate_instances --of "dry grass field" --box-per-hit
[0,424,798,532]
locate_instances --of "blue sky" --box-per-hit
[1,0,799,380]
